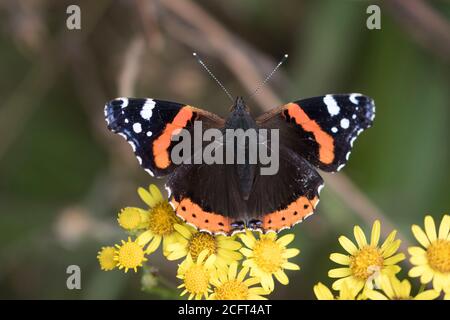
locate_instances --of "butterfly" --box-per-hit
[104,93,375,235]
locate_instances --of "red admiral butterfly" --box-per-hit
[104,56,375,236]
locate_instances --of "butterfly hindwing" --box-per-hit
[257,94,375,172]
[105,97,224,177]
[167,147,324,235]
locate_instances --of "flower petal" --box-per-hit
[328,267,351,278]
[282,248,300,259]
[408,246,426,256]
[438,215,450,240]
[138,187,157,208]
[353,225,367,248]
[276,234,295,247]
[370,220,381,246]
[314,282,334,300]
[137,230,154,246]
[414,290,440,300]
[174,223,193,239]
[338,236,358,255]
[330,253,351,266]
[282,262,300,270]
[239,232,256,249]
[365,290,388,300]
[384,253,405,265]
[412,225,430,248]
[274,270,289,285]
[424,216,437,242]
[228,262,238,280]
[145,235,161,254]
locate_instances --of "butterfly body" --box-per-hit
[105,93,375,235]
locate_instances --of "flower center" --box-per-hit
[214,280,249,300]
[189,232,217,261]
[252,238,283,273]
[350,246,384,280]
[147,202,178,236]
[118,207,142,230]
[426,239,450,273]
[98,247,117,271]
[184,264,210,294]
[116,241,146,269]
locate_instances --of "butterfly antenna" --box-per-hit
[249,54,288,100]
[193,52,234,102]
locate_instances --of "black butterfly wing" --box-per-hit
[104,97,225,177]
[257,94,375,172]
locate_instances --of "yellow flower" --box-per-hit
[313,281,358,300]
[177,250,216,300]
[408,214,450,293]
[114,237,147,272]
[134,185,182,255]
[166,223,242,268]
[117,207,148,231]
[209,262,268,300]
[239,231,300,292]
[365,274,439,300]
[97,246,118,271]
[328,220,405,293]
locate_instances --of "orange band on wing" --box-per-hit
[285,103,334,164]
[171,198,232,234]
[262,196,319,232]
[152,106,194,169]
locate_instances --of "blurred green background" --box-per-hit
[0,0,449,299]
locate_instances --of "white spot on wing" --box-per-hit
[324,95,340,116]
[136,156,142,165]
[352,114,357,119]
[144,168,155,177]
[331,127,338,133]
[164,184,172,198]
[318,184,325,195]
[133,122,142,133]
[146,131,152,137]
[337,164,345,171]
[349,93,362,105]
[340,118,350,129]
[120,97,129,108]
[141,99,155,120]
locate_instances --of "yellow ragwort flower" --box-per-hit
[117,207,149,231]
[408,214,450,293]
[97,246,118,271]
[365,274,439,300]
[114,237,147,273]
[135,184,182,255]
[313,280,359,300]
[209,262,268,300]
[177,250,216,300]
[166,223,242,268]
[328,220,405,293]
[239,230,300,292]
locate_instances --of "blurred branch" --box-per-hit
[385,0,450,63]
[140,0,412,248]
[118,35,145,97]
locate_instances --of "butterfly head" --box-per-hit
[230,96,249,113]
